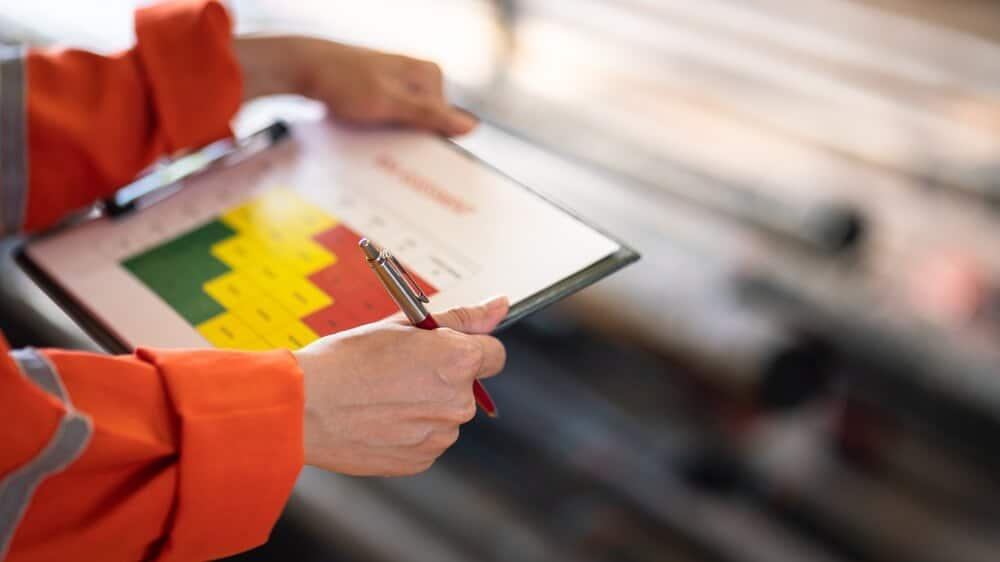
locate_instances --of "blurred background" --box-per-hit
[3,0,1000,561]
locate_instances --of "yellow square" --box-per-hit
[268,277,333,317]
[264,319,320,350]
[231,295,295,333]
[228,233,335,277]
[291,206,337,237]
[222,188,337,240]
[256,189,337,237]
[203,271,261,311]
[196,312,271,351]
[274,238,337,276]
[219,203,254,233]
[211,234,269,271]
[247,224,300,252]
[244,261,293,291]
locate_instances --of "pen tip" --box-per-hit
[486,409,499,419]
[358,238,381,260]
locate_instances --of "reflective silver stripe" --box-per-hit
[0,349,92,559]
[9,348,67,403]
[0,45,28,236]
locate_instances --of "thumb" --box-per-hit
[433,296,509,334]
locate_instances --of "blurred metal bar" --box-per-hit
[503,0,1000,204]
[371,463,605,562]
[743,406,1000,562]
[737,273,1000,469]
[480,328,849,562]
[288,469,476,562]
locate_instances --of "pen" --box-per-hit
[359,238,499,418]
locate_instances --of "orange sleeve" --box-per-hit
[0,334,304,562]
[19,0,242,233]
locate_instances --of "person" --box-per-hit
[0,1,508,561]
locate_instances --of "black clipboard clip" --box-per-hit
[103,120,291,217]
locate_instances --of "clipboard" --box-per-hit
[17,119,639,354]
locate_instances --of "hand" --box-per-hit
[294,296,508,476]
[235,35,477,136]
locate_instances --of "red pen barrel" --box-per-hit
[415,314,499,418]
[415,316,440,330]
[472,380,499,418]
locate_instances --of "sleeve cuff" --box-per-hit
[136,347,303,562]
[134,0,243,153]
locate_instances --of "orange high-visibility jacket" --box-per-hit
[0,2,304,561]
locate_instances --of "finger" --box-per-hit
[415,427,461,454]
[402,61,480,135]
[469,334,506,380]
[449,105,480,135]
[405,59,445,99]
[391,92,452,133]
[393,92,477,136]
[433,296,509,334]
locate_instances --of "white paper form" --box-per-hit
[24,120,625,351]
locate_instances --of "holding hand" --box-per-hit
[294,296,508,476]
[235,35,478,136]
[237,33,494,476]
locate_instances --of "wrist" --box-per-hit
[233,35,310,100]
[293,348,322,467]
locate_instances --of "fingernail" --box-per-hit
[482,295,508,312]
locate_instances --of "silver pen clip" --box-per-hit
[384,250,430,303]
